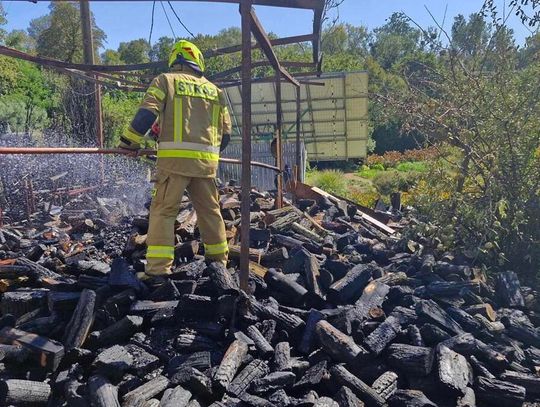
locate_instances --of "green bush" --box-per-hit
[372,170,421,195]
[306,169,347,197]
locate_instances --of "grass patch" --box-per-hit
[357,167,384,179]
[306,169,348,197]
[395,161,428,172]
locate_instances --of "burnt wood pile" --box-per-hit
[0,184,539,407]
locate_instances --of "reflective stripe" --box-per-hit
[157,150,220,161]
[124,128,145,144]
[174,96,183,142]
[212,104,220,146]
[159,142,220,154]
[204,241,229,255]
[223,106,230,117]
[147,86,166,101]
[147,245,174,259]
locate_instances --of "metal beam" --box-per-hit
[275,71,283,208]
[209,60,315,81]
[166,0,322,9]
[248,8,300,87]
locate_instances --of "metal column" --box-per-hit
[239,0,253,292]
[274,72,283,209]
[295,86,302,181]
[80,0,104,149]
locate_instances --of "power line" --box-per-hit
[160,1,177,40]
[167,1,196,38]
[148,1,156,45]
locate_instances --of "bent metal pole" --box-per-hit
[0,147,281,172]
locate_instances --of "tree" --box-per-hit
[28,15,51,41]
[102,49,124,65]
[4,30,35,52]
[118,39,151,64]
[371,12,422,70]
[451,13,491,57]
[0,3,6,42]
[34,3,105,63]
[149,36,175,62]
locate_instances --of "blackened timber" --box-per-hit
[328,263,373,304]
[88,315,143,347]
[0,327,64,371]
[436,345,473,395]
[415,300,465,335]
[88,375,121,407]
[387,344,434,376]
[499,371,540,396]
[456,387,476,407]
[0,379,51,406]
[160,386,192,407]
[261,247,289,266]
[175,333,217,352]
[302,249,323,298]
[388,390,436,407]
[371,371,398,400]
[354,282,390,320]
[441,333,508,370]
[228,359,269,396]
[251,371,296,394]
[208,262,239,294]
[264,269,308,303]
[315,320,366,363]
[123,375,170,407]
[299,309,324,354]
[293,360,327,390]
[364,307,416,355]
[251,299,305,332]
[274,342,291,371]
[336,386,365,407]
[62,288,96,350]
[214,340,249,393]
[330,365,386,407]
[475,377,525,407]
[502,316,540,347]
[495,271,525,308]
[247,325,274,356]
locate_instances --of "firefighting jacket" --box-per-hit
[120,66,232,178]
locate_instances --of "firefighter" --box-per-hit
[119,40,232,277]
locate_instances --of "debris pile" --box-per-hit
[0,183,539,407]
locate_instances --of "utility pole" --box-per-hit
[80,1,104,149]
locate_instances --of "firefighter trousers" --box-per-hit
[146,169,228,276]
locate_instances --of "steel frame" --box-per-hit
[0,0,324,291]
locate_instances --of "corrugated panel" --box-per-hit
[218,141,306,191]
[224,71,369,161]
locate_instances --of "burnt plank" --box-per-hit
[336,386,365,407]
[475,377,525,407]
[247,325,274,356]
[123,375,169,407]
[354,282,390,320]
[328,264,374,304]
[499,370,540,396]
[88,375,121,407]
[273,342,291,371]
[316,320,367,363]
[88,315,143,347]
[228,359,269,396]
[62,288,96,350]
[251,372,296,394]
[213,340,249,393]
[330,365,386,407]
[293,360,327,390]
[364,307,416,355]
[160,386,192,407]
[415,300,464,336]
[371,372,398,401]
[436,345,472,395]
[496,271,525,308]
[299,309,325,354]
[387,344,434,377]
[0,379,51,406]
[388,390,436,407]
[0,326,64,371]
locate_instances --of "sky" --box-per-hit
[1,0,536,51]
